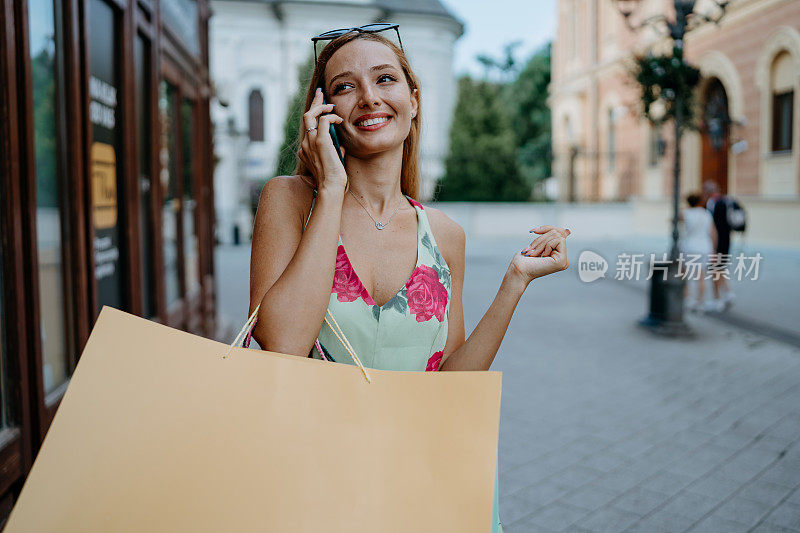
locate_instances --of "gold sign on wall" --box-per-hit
[90,142,117,229]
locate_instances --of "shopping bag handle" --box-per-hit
[224,304,371,384]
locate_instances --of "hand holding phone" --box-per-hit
[298,88,347,191]
[321,92,346,167]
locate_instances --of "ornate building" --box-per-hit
[550,0,800,246]
[210,0,464,244]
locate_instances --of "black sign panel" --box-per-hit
[89,0,123,311]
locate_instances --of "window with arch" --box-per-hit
[771,52,794,153]
[248,88,264,142]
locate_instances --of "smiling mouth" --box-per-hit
[354,116,392,130]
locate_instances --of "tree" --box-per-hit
[274,54,316,179]
[507,43,552,190]
[435,75,529,201]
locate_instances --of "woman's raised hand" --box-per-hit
[298,87,348,192]
[509,225,571,284]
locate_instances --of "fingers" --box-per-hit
[524,229,560,256]
[302,95,336,136]
[313,114,344,149]
[531,225,571,238]
[525,236,560,257]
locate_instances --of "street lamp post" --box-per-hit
[612,0,728,335]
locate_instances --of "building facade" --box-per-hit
[209,0,463,244]
[550,0,800,246]
[0,0,216,521]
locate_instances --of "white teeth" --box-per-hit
[357,116,390,127]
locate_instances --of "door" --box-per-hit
[701,78,730,194]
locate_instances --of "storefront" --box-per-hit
[0,0,215,521]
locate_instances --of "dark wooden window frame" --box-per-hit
[0,0,35,517]
[0,0,214,521]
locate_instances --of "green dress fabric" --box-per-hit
[306,191,503,532]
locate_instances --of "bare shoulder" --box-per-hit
[423,205,465,268]
[255,175,316,227]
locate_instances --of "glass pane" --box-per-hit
[135,35,156,318]
[159,80,180,306]
[160,0,199,56]
[30,0,71,394]
[779,92,793,151]
[181,99,200,295]
[89,0,124,312]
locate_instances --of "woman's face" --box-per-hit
[323,39,418,157]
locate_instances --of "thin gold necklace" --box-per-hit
[348,189,403,230]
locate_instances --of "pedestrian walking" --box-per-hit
[679,192,717,312]
[246,26,571,533]
[703,181,744,310]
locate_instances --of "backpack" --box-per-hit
[725,197,747,232]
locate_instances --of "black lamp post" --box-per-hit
[612,0,728,335]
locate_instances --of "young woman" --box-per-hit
[680,191,717,311]
[249,28,571,532]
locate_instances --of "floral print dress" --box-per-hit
[305,191,503,532]
[312,194,449,372]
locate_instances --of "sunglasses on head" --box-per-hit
[311,23,403,63]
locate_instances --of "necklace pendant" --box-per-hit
[376,222,386,230]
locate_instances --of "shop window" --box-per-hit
[181,99,200,295]
[135,34,156,318]
[159,80,180,307]
[248,89,264,142]
[29,0,73,395]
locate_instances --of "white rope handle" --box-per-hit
[323,309,371,383]
[223,304,261,359]
[224,303,371,384]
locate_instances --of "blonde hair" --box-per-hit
[292,31,422,199]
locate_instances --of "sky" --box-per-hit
[438,0,556,77]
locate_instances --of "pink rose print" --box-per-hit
[426,350,443,372]
[407,197,424,210]
[405,265,447,322]
[332,245,376,306]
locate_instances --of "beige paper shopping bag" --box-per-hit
[6,307,502,532]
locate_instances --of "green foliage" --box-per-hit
[634,53,700,126]
[508,43,551,188]
[274,54,316,179]
[435,76,529,201]
[437,43,552,202]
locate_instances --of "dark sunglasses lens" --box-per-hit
[319,28,350,38]
[360,23,393,31]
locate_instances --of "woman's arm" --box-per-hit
[441,266,528,372]
[249,176,345,356]
[434,221,569,372]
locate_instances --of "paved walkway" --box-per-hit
[216,235,800,532]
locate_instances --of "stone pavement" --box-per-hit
[215,235,800,532]
[466,238,800,532]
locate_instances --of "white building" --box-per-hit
[210,0,464,244]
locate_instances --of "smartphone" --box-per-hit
[320,89,346,166]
